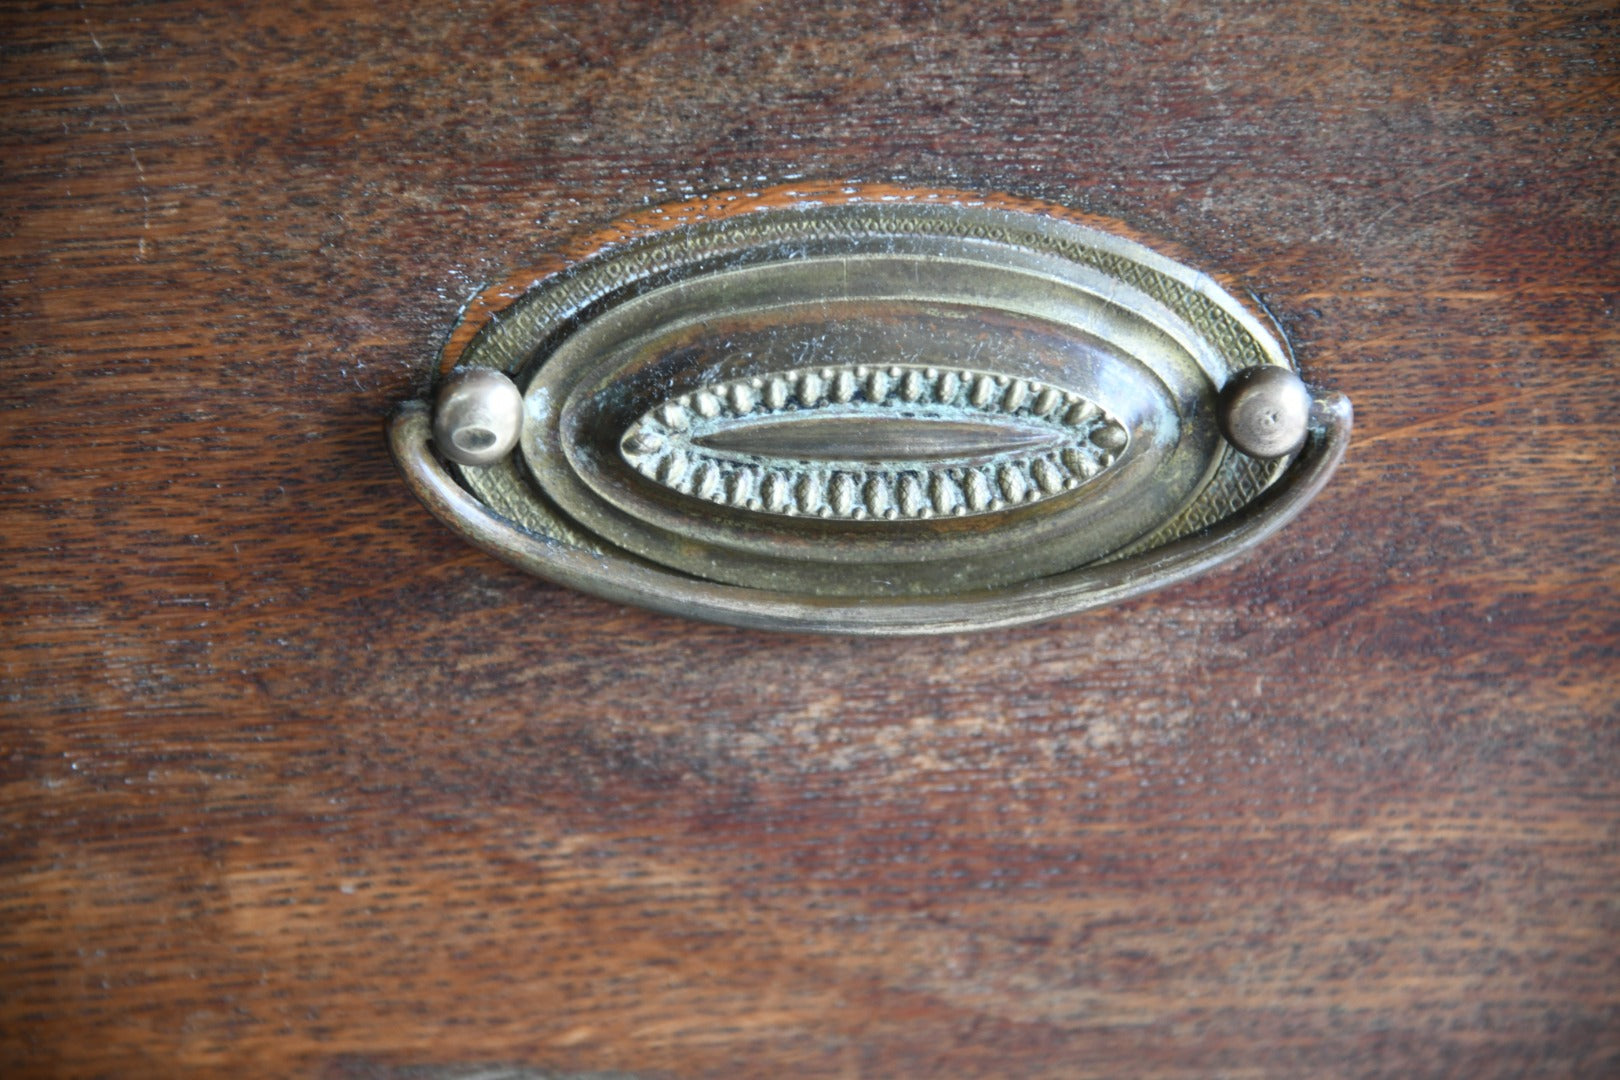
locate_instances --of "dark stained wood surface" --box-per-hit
[3,1,1617,1077]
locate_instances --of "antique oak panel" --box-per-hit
[2,1,1616,1077]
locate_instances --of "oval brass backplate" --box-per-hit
[389,183,1351,634]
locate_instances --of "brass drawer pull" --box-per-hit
[389,185,1351,634]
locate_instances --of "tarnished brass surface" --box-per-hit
[390,188,1351,633]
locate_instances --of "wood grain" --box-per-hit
[2,1,1617,1077]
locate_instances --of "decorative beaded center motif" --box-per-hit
[620,363,1129,520]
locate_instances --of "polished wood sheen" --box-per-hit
[2,2,1616,1077]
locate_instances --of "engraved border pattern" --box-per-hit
[458,202,1286,549]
